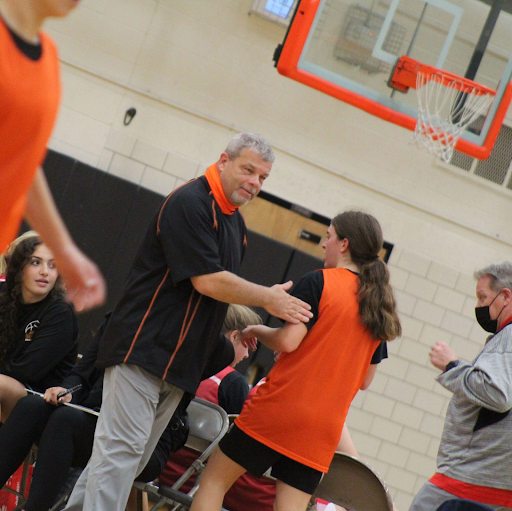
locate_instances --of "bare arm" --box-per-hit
[360,364,378,390]
[25,168,106,311]
[191,272,312,324]
[241,322,307,353]
[336,424,359,457]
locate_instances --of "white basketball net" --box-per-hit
[412,71,494,162]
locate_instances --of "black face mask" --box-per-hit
[475,292,503,333]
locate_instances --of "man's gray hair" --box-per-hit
[474,261,512,292]
[225,133,275,163]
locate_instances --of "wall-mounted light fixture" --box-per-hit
[124,107,137,126]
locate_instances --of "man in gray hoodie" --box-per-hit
[409,261,512,511]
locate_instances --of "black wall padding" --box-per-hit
[42,150,322,378]
[238,230,295,326]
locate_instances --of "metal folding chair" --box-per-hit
[134,398,229,511]
[312,452,393,511]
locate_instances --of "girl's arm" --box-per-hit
[241,322,307,353]
[360,364,378,390]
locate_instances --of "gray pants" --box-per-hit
[64,363,184,511]
[409,481,512,511]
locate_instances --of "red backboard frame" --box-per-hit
[276,0,512,160]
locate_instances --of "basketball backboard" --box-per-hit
[274,0,512,159]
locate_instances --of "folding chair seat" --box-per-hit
[436,499,495,511]
[312,452,393,511]
[134,398,229,511]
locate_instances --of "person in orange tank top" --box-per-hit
[0,0,105,312]
[190,211,402,511]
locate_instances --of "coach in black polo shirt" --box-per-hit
[65,133,313,511]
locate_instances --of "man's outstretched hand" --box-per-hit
[263,281,312,324]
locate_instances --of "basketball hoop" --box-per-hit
[389,56,495,162]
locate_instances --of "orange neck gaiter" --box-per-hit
[204,163,237,215]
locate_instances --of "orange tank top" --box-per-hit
[236,268,381,472]
[0,19,61,252]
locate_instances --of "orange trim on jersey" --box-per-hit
[123,269,170,363]
[156,180,196,235]
[211,199,218,230]
[162,291,202,379]
[430,473,512,507]
[204,163,237,215]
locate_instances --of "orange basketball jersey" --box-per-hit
[236,268,380,472]
[0,19,61,252]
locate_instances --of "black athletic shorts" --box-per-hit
[219,424,323,495]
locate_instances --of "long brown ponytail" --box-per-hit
[332,211,401,341]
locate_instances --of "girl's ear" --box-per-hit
[339,237,350,254]
[229,330,240,342]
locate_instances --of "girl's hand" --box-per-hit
[240,326,258,351]
[44,386,71,405]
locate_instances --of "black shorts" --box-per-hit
[219,424,323,495]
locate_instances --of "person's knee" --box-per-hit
[0,374,25,400]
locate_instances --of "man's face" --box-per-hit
[217,149,272,207]
[476,275,503,317]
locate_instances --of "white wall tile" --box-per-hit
[404,363,438,391]
[398,339,430,365]
[108,153,145,185]
[386,466,417,493]
[163,152,201,181]
[433,286,467,313]
[462,295,477,319]
[394,290,417,316]
[440,310,474,337]
[400,317,424,341]
[346,407,374,433]
[406,452,437,478]
[456,273,477,296]
[377,442,410,468]
[405,274,438,301]
[391,402,424,430]
[97,149,113,172]
[140,166,177,196]
[399,427,432,454]
[105,130,137,157]
[412,299,445,327]
[369,417,403,443]
[389,265,410,291]
[419,324,452,347]
[427,262,459,288]
[419,413,446,439]
[362,392,396,419]
[412,389,446,415]
[132,140,168,169]
[378,355,410,380]
[384,377,417,405]
[397,250,431,277]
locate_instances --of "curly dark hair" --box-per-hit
[0,237,63,364]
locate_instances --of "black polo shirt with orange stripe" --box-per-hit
[96,175,246,394]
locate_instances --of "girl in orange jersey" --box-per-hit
[190,211,401,511]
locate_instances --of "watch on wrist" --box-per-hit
[445,360,460,372]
